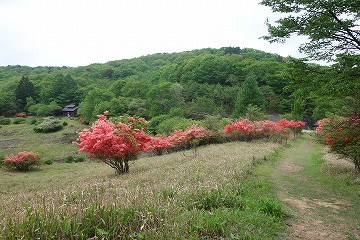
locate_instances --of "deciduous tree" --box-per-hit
[261,0,360,60]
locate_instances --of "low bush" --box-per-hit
[0,118,11,125]
[13,117,26,124]
[33,118,63,133]
[64,156,75,163]
[4,152,41,171]
[43,159,53,165]
[74,156,85,162]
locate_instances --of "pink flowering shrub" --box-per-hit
[146,136,174,155]
[224,118,305,142]
[146,125,210,155]
[4,151,41,171]
[74,113,151,174]
[167,124,209,152]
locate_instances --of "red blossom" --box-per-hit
[74,114,151,160]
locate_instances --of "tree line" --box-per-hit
[1,48,357,133]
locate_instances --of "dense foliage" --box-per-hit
[0,46,356,131]
[260,0,360,61]
[0,47,302,124]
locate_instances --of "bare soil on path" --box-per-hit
[271,135,360,239]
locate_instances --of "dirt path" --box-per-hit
[270,134,360,239]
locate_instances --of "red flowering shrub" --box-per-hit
[146,136,173,155]
[253,120,289,142]
[15,112,27,117]
[74,114,151,174]
[277,119,306,139]
[4,151,41,171]
[224,119,255,141]
[223,118,304,142]
[168,125,209,147]
[316,115,360,173]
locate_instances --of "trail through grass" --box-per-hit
[268,134,360,239]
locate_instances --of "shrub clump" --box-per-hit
[43,159,53,165]
[64,155,75,163]
[13,117,26,124]
[0,118,11,125]
[34,118,63,133]
[75,156,85,162]
[4,152,41,171]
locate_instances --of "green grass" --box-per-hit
[0,117,86,162]
[0,122,288,239]
[269,134,360,239]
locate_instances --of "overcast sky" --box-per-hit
[0,0,307,67]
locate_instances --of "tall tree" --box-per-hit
[15,76,36,111]
[260,0,360,60]
[233,74,265,118]
[78,88,114,123]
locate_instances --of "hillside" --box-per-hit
[0,47,296,125]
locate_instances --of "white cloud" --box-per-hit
[0,0,306,67]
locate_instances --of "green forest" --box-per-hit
[1,46,358,133]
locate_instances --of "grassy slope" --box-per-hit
[0,122,287,239]
[0,118,85,161]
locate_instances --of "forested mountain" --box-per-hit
[1,46,353,130]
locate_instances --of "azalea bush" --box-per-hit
[15,112,27,117]
[316,115,360,173]
[277,119,306,139]
[224,119,305,142]
[253,120,289,142]
[224,119,256,141]
[4,151,41,171]
[146,125,209,156]
[74,113,151,174]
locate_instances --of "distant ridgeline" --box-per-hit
[0,47,335,128]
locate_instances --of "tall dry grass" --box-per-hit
[1,140,282,238]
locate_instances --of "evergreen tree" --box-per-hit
[233,74,265,118]
[15,76,36,111]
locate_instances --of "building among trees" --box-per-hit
[62,104,78,117]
